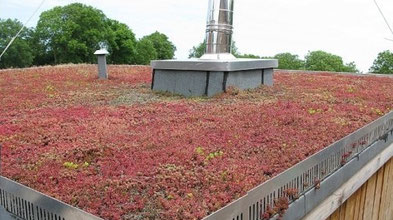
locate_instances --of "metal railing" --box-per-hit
[204,111,393,220]
[0,176,102,220]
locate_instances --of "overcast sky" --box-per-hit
[1,0,393,72]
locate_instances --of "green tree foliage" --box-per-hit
[0,19,34,69]
[237,54,261,59]
[34,3,167,66]
[274,53,305,70]
[188,40,241,58]
[142,31,176,60]
[35,3,112,65]
[135,38,157,65]
[369,50,393,74]
[305,50,358,73]
[341,62,358,73]
[188,41,206,58]
[231,42,240,58]
[107,19,137,64]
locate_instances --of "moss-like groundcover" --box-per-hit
[1,65,393,219]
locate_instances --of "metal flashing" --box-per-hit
[151,59,278,72]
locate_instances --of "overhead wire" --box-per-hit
[372,0,393,40]
[0,0,47,60]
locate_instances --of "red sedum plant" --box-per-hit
[1,65,393,219]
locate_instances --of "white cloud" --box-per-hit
[2,0,393,71]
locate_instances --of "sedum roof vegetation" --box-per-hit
[1,65,393,219]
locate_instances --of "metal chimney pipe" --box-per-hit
[201,0,236,60]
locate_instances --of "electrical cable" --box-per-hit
[373,0,393,39]
[0,0,46,60]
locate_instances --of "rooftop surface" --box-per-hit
[1,65,393,219]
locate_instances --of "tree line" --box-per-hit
[0,3,176,69]
[1,3,392,74]
[189,42,393,74]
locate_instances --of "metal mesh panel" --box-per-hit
[0,177,102,220]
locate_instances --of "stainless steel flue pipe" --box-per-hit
[200,0,236,60]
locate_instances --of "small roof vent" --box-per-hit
[94,49,109,55]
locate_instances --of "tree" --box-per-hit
[142,31,176,60]
[0,19,34,69]
[107,19,137,64]
[188,41,240,58]
[369,50,393,74]
[188,41,206,58]
[274,53,305,70]
[341,62,358,73]
[35,3,112,65]
[231,41,240,58]
[237,54,260,59]
[305,50,358,73]
[134,38,157,65]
